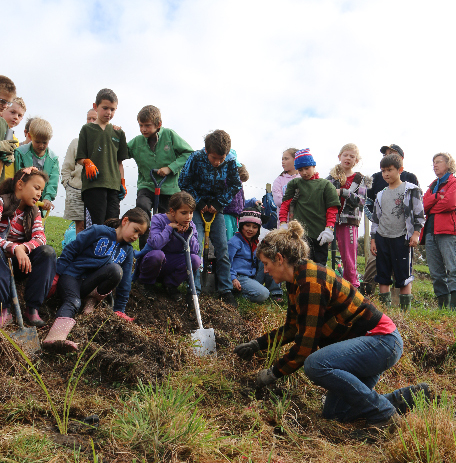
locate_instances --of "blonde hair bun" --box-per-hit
[287,220,304,240]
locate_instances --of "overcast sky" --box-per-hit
[7,0,456,231]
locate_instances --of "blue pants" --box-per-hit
[193,212,232,294]
[304,329,403,423]
[56,263,123,318]
[425,233,456,297]
[0,245,56,309]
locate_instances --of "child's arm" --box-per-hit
[227,237,242,283]
[42,156,59,203]
[212,160,242,212]
[159,130,193,176]
[113,246,134,313]
[14,148,24,172]
[279,198,292,225]
[409,188,425,247]
[146,216,175,250]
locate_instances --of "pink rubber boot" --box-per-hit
[42,317,78,353]
[24,307,46,327]
[0,307,12,328]
[82,289,108,314]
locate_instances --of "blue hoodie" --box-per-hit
[56,225,134,313]
[178,149,242,212]
[228,232,258,280]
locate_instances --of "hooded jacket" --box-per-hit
[228,232,258,280]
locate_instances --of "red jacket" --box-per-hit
[420,173,456,242]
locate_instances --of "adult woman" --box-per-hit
[234,221,428,427]
[421,152,456,309]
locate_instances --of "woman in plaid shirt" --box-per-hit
[234,220,429,428]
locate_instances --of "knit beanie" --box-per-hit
[239,208,262,226]
[294,148,316,169]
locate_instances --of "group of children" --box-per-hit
[0,72,427,354]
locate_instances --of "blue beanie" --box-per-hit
[294,148,316,169]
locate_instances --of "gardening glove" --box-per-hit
[317,227,334,246]
[255,368,278,388]
[118,178,127,200]
[0,152,14,165]
[234,339,260,361]
[47,274,59,298]
[82,159,99,180]
[0,139,16,155]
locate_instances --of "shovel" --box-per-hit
[35,201,51,224]
[172,229,216,356]
[7,258,41,355]
[150,169,169,215]
[201,211,217,294]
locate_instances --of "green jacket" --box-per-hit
[127,128,193,195]
[14,143,60,201]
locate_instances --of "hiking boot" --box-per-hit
[0,307,12,328]
[24,307,46,327]
[379,292,392,309]
[438,294,451,310]
[115,311,135,322]
[385,383,431,415]
[164,285,183,303]
[399,294,413,312]
[220,291,238,307]
[139,281,157,302]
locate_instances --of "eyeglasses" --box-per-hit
[0,98,13,107]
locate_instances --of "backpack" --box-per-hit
[261,191,278,230]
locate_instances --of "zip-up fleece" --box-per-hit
[371,182,425,240]
[228,232,258,280]
[178,149,242,212]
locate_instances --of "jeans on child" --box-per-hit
[236,263,282,303]
[56,263,123,318]
[256,261,282,296]
[425,233,456,297]
[193,212,232,294]
[304,329,403,423]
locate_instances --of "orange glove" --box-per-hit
[118,178,127,200]
[83,159,99,180]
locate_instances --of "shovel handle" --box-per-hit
[150,170,168,214]
[8,258,25,329]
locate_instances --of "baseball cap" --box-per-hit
[380,144,404,158]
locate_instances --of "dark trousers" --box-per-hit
[308,237,329,267]
[136,188,172,249]
[56,263,123,318]
[83,188,120,226]
[0,245,56,309]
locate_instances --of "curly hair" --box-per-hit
[95,88,118,106]
[137,105,162,126]
[257,220,310,267]
[433,152,456,174]
[204,130,231,157]
[13,97,26,112]
[238,163,249,182]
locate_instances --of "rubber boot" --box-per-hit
[438,294,451,310]
[0,307,12,328]
[379,292,392,308]
[400,294,413,312]
[42,317,78,353]
[23,307,46,327]
[82,289,108,314]
[450,291,456,310]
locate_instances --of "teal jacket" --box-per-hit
[14,143,60,202]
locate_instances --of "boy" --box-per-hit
[15,118,59,211]
[127,105,193,248]
[0,75,18,174]
[279,149,340,266]
[362,144,420,296]
[370,154,424,311]
[2,97,26,179]
[20,117,34,146]
[76,88,128,225]
[178,129,242,306]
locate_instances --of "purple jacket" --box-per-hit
[147,213,199,255]
[224,186,257,216]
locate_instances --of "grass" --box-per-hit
[45,216,72,256]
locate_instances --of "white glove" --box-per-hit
[317,227,334,246]
[280,223,288,230]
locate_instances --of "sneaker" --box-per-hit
[164,285,183,303]
[114,311,135,322]
[220,291,238,307]
[139,281,156,302]
[24,307,46,327]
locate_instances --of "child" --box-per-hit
[0,76,17,175]
[272,148,299,226]
[0,167,56,328]
[20,117,34,146]
[279,149,340,266]
[327,143,371,287]
[228,208,282,303]
[134,191,200,303]
[370,154,425,311]
[76,88,128,226]
[42,207,150,353]
[178,129,242,306]
[61,109,98,235]
[14,118,59,212]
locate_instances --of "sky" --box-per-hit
[6,0,456,234]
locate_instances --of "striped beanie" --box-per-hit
[294,148,316,169]
[239,208,262,226]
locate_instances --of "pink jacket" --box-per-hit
[272,172,300,209]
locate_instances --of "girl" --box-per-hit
[43,207,149,352]
[272,148,299,226]
[134,191,201,303]
[234,221,429,428]
[0,167,56,328]
[327,143,371,287]
[228,208,282,303]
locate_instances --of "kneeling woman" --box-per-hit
[234,221,428,426]
[43,207,149,352]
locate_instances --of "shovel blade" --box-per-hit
[191,328,216,356]
[10,327,41,355]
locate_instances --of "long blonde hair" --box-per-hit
[330,143,361,186]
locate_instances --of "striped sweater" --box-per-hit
[0,197,46,254]
[256,260,383,378]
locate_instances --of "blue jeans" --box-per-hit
[304,329,403,423]
[193,212,233,294]
[255,261,282,296]
[425,233,456,296]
